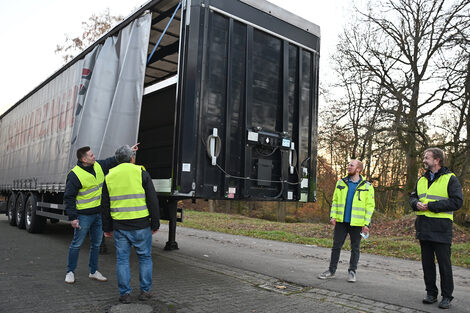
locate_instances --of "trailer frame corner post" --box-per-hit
[164,199,179,250]
[309,52,320,202]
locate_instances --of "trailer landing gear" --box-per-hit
[163,199,179,250]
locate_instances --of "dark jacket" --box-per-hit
[409,167,463,244]
[101,167,160,232]
[64,156,118,221]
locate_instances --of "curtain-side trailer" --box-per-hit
[0,0,320,249]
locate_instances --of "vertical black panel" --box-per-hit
[200,11,229,194]
[288,45,299,139]
[227,21,246,181]
[282,41,289,133]
[251,30,282,132]
[205,13,228,128]
[288,44,299,196]
[243,26,253,197]
[299,50,312,171]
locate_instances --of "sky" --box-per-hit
[0,0,353,115]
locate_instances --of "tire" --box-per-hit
[7,192,17,226]
[15,192,26,229]
[25,193,46,233]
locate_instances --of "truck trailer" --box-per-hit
[0,0,320,249]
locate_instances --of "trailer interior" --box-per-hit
[137,0,181,188]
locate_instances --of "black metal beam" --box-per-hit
[147,65,172,74]
[147,41,179,65]
[151,4,181,25]
[150,26,179,38]
[161,58,178,65]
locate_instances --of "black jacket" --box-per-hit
[64,156,118,221]
[101,167,160,232]
[409,167,463,244]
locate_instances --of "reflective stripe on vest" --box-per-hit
[330,176,375,227]
[105,163,149,220]
[416,173,454,220]
[71,162,104,210]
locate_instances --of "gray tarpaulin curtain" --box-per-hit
[70,12,152,165]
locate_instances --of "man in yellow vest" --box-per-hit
[409,148,463,309]
[101,145,160,304]
[64,144,138,284]
[318,159,375,282]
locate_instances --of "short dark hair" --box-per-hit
[425,147,445,167]
[76,146,91,161]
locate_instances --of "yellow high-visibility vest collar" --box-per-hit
[330,175,375,227]
[71,162,105,210]
[105,163,149,220]
[417,173,454,221]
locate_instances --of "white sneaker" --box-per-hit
[348,270,356,282]
[89,270,107,282]
[65,271,75,284]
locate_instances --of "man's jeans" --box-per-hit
[67,213,103,274]
[114,227,153,296]
[329,222,362,274]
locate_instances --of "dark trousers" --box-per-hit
[420,240,454,299]
[329,222,362,274]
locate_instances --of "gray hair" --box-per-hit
[424,147,445,167]
[115,145,135,163]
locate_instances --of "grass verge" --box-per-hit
[178,210,470,269]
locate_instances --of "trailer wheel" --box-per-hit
[25,193,45,233]
[15,192,26,229]
[7,192,17,226]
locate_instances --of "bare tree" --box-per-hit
[55,8,123,63]
[341,0,470,193]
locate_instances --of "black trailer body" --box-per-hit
[0,0,320,248]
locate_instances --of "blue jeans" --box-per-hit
[67,213,103,274]
[114,227,153,296]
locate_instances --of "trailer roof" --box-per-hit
[241,0,320,38]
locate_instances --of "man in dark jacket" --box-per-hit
[409,147,463,310]
[101,145,160,304]
[64,144,138,284]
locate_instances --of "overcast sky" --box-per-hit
[0,0,353,115]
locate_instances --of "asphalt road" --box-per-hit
[1,214,469,313]
[163,225,470,313]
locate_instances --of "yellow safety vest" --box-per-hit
[71,162,104,210]
[330,175,375,227]
[416,173,454,221]
[105,163,149,220]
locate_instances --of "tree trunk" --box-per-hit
[405,135,419,194]
[208,200,215,213]
[277,202,286,223]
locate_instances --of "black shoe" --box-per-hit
[439,298,452,309]
[138,290,152,301]
[119,293,131,304]
[422,295,437,304]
